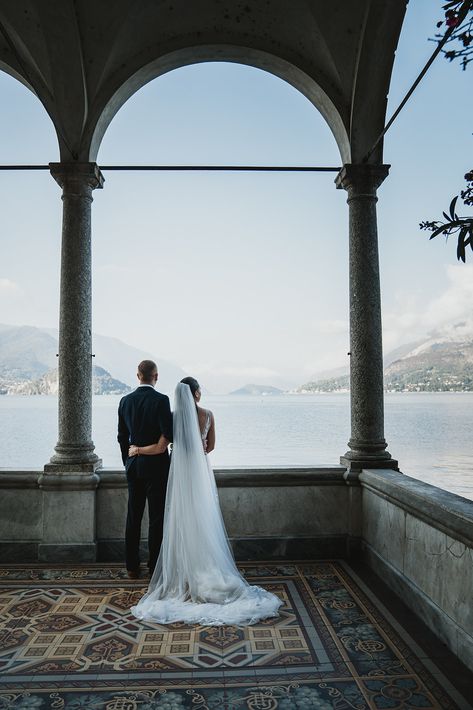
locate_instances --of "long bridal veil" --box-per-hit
[131,382,282,626]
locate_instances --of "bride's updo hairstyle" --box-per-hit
[180,376,200,397]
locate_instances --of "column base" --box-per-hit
[46,440,102,472]
[340,453,399,472]
[44,458,103,473]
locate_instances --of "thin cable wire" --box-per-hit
[363,0,472,163]
[0,164,341,172]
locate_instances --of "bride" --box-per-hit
[128,376,282,626]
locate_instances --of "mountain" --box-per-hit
[384,339,473,391]
[6,366,130,395]
[303,338,425,386]
[0,324,57,380]
[229,384,285,396]
[0,324,187,395]
[298,330,473,393]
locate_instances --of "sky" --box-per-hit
[1,1,473,393]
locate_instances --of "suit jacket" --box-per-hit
[118,385,173,476]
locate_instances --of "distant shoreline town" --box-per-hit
[1,323,473,395]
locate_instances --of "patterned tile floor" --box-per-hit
[0,561,471,709]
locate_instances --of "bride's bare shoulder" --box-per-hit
[197,405,212,416]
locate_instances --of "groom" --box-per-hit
[118,360,173,579]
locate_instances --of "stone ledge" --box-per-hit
[0,466,349,490]
[215,466,347,487]
[98,466,348,489]
[0,470,40,488]
[360,469,473,547]
[98,470,128,488]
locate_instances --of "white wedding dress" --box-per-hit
[131,382,282,626]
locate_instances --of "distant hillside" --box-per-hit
[230,384,284,396]
[298,332,473,393]
[384,339,473,391]
[4,366,130,396]
[297,375,349,393]
[0,324,57,380]
[0,324,187,395]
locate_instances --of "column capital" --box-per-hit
[49,162,104,191]
[335,163,390,195]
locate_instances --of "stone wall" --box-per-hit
[98,467,359,560]
[0,466,357,562]
[0,472,42,561]
[360,469,473,673]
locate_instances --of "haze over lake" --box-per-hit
[1,392,472,501]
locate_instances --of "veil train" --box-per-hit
[131,382,282,626]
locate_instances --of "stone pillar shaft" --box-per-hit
[336,164,397,471]
[45,162,104,472]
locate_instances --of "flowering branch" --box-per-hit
[433,0,473,69]
[422,1,473,261]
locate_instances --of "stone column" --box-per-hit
[336,164,397,472]
[39,163,104,563]
[45,162,104,472]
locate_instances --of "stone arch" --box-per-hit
[86,45,350,165]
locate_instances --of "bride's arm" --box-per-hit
[206,412,216,453]
[129,435,169,457]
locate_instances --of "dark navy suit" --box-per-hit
[118,385,173,573]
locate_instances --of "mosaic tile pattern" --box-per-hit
[0,561,469,708]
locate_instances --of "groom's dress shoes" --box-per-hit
[127,569,140,579]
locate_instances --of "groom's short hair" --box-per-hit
[138,359,157,382]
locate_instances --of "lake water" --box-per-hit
[1,392,472,500]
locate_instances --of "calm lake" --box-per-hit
[1,392,472,500]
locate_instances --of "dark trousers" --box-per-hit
[125,470,168,573]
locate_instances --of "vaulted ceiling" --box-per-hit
[0,0,408,163]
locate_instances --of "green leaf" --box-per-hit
[430,224,451,239]
[457,226,469,262]
[449,195,459,219]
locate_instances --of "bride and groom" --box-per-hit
[117,360,282,626]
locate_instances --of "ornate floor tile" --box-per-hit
[0,561,470,708]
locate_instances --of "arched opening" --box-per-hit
[93,61,350,467]
[89,46,350,164]
[0,69,61,468]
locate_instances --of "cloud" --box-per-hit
[0,278,21,293]
[383,264,473,351]
[423,264,473,328]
